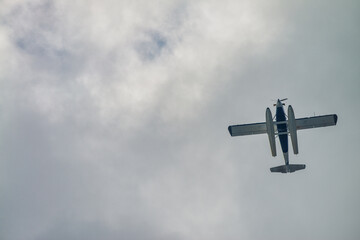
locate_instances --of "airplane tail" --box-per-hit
[270,164,306,173]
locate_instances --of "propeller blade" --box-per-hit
[280,98,288,101]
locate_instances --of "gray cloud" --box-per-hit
[0,0,359,239]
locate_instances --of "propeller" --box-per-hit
[271,98,288,102]
[272,98,288,106]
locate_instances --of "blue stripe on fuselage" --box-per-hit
[276,105,288,154]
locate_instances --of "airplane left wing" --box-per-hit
[296,114,338,130]
[228,122,267,136]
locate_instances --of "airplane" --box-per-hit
[228,98,338,173]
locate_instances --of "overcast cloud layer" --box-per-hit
[0,0,359,239]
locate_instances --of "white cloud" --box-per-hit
[1,0,280,128]
[1,0,359,239]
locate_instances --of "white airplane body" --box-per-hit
[228,99,338,173]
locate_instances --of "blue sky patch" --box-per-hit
[135,31,167,61]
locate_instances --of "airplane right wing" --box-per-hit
[296,114,338,130]
[228,122,267,136]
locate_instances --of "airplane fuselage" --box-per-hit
[276,100,289,165]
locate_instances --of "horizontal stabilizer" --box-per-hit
[270,164,306,173]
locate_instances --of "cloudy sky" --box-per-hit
[0,0,359,239]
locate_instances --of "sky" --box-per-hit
[0,0,359,239]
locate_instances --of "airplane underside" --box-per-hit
[228,98,338,173]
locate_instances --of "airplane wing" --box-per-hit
[228,122,267,136]
[228,114,337,137]
[296,114,338,130]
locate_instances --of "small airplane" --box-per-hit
[228,98,338,173]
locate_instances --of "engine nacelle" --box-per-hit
[266,108,276,157]
[288,105,299,154]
